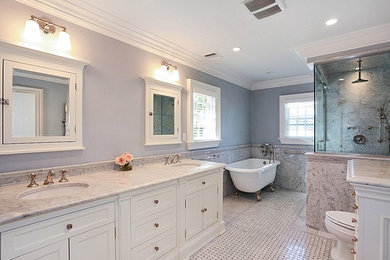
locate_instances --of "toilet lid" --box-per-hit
[326,211,356,229]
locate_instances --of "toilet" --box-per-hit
[325,211,357,260]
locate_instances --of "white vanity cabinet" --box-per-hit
[1,202,116,260]
[178,169,225,258]
[130,184,178,260]
[0,163,225,260]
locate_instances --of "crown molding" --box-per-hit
[15,0,253,89]
[252,74,313,90]
[294,23,390,64]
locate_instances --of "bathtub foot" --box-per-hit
[255,191,261,201]
[234,190,239,196]
[270,183,275,192]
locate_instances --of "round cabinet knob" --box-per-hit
[202,181,206,185]
[154,246,159,252]
[66,224,73,230]
[352,218,358,223]
[201,209,205,213]
[154,223,159,228]
[154,200,159,204]
[204,208,207,212]
[352,237,358,242]
[352,204,359,210]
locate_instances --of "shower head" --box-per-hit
[352,59,368,84]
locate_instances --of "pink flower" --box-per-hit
[115,152,133,166]
[115,156,126,166]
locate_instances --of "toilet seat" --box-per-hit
[325,211,356,231]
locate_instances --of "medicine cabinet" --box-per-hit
[144,77,183,146]
[0,42,87,154]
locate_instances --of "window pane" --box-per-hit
[284,101,314,138]
[193,92,217,140]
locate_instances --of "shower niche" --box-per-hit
[314,51,390,156]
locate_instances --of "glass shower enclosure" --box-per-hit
[314,51,390,156]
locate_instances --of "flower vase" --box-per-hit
[120,163,132,171]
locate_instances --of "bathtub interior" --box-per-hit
[226,158,280,171]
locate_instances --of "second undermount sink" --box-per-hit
[19,183,89,200]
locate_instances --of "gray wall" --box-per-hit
[0,0,251,173]
[250,83,314,144]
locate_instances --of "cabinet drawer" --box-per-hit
[186,173,217,195]
[1,202,114,260]
[132,206,176,247]
[131,185,176,221]
[131,228,177,260]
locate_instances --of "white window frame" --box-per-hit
[279,92,314,145]
[186,79,221,150]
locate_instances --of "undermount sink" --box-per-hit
[170,161,202,168]
[18,183,89,200]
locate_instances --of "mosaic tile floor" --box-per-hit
[191,189,336,260]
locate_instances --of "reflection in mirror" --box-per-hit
[153,94,174,135]
[11,69,70,137]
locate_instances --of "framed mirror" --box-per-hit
[0,41,87,154]
[144,77,183,146]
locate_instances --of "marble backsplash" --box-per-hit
[306,152,390,231]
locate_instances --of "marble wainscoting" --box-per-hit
[306,152,390,231]
[0,144,251,196]
[251,144,313,192]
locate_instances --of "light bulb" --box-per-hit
[57,30,72,51]
[24,19,41,43]
[325,18,338,26]
[172,68,179,81]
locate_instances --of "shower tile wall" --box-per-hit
[316,52,390,155]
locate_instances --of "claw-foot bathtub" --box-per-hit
[225,158,280,201]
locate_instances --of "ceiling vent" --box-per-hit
[244,0,286,20]
[204,52,222,60]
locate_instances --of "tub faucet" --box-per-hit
[43,170,55,185]
[261,144,275,164]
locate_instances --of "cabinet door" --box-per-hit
[203,185,218,229]
[14,240,68,260]
[185,190,203,240]
[70,223,115,260]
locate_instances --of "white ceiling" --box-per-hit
[18,0,390,89]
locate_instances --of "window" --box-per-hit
[279,92,314,145]
[187,79,221,150]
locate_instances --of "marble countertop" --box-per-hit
[0,160,225,226]
[347,159,390,188]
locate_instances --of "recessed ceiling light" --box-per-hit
[325,18,338,26]
[232,47,241,52]
[338,78,344,81]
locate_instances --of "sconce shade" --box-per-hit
[160,64,168,73]
[57,30,72,51]
[172,68,180,81]
[24,19,41,43]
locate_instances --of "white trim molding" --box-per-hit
[293,23,390,64]
[15,0,253,89]
[252,75,313,90]
[186,79,221,151]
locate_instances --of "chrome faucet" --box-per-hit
[59,169,69,182]
[43,170,55,185]
[170,154,181,164]
[261,144,275,164]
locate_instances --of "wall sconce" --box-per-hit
[158,61,180,81]
[24,15,72,51]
